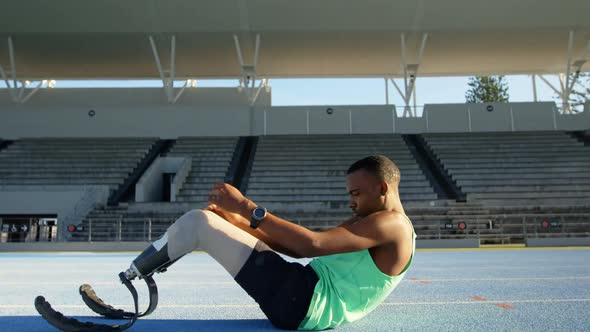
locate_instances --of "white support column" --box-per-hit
[149,35,170,102]
[537,31,589,114]
[390,78,405,99]
[20,81,45,104]
[149,35,190,104]
[390,32,428,118]
[0,37,17,101]
[0,62,12,93]
[8,37,17,97]
[233,34,264,106]
[253,34,260,70]
[0,37,55,104]
[17,80,27,101]
[251,78,269,106]
[401,33,408,105]
[538,75,560,95]
[172,80,190,104]
[384,78,389,105]
[412,79,417,117]
[531,74,538,102]
[233,35,245,68]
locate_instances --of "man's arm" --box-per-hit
[206,205,305,258]
[209,182,401,258]
[237,200,401,258]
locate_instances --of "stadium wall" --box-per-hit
[0,88,270,139]
[1,89,588,138]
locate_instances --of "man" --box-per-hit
[201,154,416,330]
[34,154,415,332]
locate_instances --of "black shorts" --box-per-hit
[234,241,319,330]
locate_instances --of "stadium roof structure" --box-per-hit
[0,0,589,81]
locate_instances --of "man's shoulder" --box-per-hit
[367,210,408,225]
[370,211,413,240]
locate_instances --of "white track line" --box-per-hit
[408,276,590,281]
[381,299,590,305]
[0,281,235,285]
[2,276,589,285]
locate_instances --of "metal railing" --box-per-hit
[81,215,178,242]
[413,213,590,244]
[71,212,590,244]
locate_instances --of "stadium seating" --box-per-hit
[70,137,237,241]
[30,132,588,245]
[245,134,438,227]
[0,138,156,191]
[165,136,238,204]
[423,131,590,207]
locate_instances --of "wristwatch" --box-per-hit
[250,206,267,229]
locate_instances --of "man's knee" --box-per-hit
[185,209,208,224]
[167,209,208,253]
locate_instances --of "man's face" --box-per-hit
[346,169,385,217]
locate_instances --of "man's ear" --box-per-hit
[380,181,388,196]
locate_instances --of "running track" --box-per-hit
[1,247,589,331]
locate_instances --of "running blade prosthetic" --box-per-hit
[34,272,158,331]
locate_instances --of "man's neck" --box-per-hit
[386,196,405,215]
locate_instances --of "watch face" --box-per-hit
[254,207,266,219]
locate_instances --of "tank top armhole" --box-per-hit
[398,214,416,275]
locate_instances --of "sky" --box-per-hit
[0,74,576,111]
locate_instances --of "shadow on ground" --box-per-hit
[1,316,280,332]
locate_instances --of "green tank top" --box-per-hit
[298,215,416,330]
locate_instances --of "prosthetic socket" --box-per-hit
[122,233,178,280]
[124,210,203,281]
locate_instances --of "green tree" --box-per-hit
[465,75,509,103]
[563,72,589,112]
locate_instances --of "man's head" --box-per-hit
[346,155,401,217]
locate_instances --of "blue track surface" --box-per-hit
[1,248,589,331]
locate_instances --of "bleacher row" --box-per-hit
[0,132,588,244]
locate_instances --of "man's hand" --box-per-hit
[205,204,249,227]
[208,182,254,218]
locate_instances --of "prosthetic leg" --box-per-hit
[35,230,188,331]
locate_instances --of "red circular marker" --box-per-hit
[458,222,466,230]
[67,224,76,232]
[542,221,549,228]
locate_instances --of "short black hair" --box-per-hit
[347,155,400,185]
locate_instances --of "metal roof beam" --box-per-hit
[538,31,589,114]
[391,32,428,118]
[149,35,190,104]
[0,37,54,104]
[234,33,265,106]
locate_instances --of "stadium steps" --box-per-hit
[159,137,238,203]
[568,130,590,146]
[0,138,157,190]
[424,131,590,207]
[403,134,465,201]
[107,139,176,206]
[244,134,439,226]
[60,132,590,245]
[0,139,17,152]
